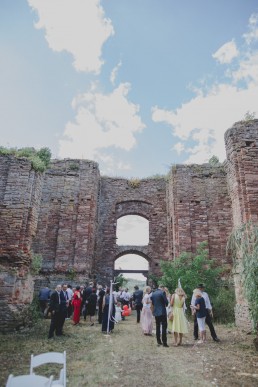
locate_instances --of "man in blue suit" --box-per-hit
[151,285,169,347]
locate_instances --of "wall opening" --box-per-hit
[114,254,149,281]
[116,215,149,246]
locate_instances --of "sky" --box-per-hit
[1,0,258,180]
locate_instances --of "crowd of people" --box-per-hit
[39,281,220,347]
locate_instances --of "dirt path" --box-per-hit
[0,312,258,386]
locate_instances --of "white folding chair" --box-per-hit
[6,373,53,387]
[30,351,66,386]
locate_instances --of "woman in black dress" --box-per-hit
[87,288,97,326]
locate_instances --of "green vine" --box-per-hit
[227,222,258,330]
[30,254,43,275]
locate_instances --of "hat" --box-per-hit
[197,283,205,288]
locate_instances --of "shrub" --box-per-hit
[0,146,52,172]
[212,286,236,323]
[31,254,43,275]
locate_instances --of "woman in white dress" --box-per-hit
[141,286,153,335]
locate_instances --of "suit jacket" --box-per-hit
[133,290,143,305]
[49,291,61,313]
[150,289,168,317]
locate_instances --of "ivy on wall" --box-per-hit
[227,222,258,331]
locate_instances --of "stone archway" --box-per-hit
[94,177,169,284]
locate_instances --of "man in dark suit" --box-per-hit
[151,284,169,347]
[48,284,62,339]
[59,284,69,334]
[133,285,143,323]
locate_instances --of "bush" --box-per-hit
[160,241,222,299]
[212,286,236,324]
[0,146,52,172]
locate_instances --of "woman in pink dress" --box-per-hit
[141,286,153,335]
[72,286,82,325]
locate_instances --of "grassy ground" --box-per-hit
[0,312,258,386]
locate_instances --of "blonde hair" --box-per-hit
[175,287,186,297]
[193,288,202,297]
[145,286,151,293]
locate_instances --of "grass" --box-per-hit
[0,313,258,386]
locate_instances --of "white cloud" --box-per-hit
[28,0,114,73]
[243,13,258,44]
[152,14,258,165]
[59,82,145,166]
[152,81,258,163]
[212,40,239,64]
[110,61,122,85]
[173,142,185,155]
[230,52,258,84]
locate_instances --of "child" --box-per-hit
[192,289,207,343]
[115,302,122,322]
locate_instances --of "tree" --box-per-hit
[160,242,223,299]
[114,274,128,291]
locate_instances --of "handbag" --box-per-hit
[168,311,174,321]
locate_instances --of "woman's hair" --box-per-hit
[145,286,151,293]
[175,287,186,297]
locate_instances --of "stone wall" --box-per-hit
[168,164,233,264]
[1,120,258,332]
[0,155,43,331]
[94,177,169,284]
[225,119,258,331]
[32,159,100,284]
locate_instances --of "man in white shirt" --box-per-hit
[122,288,131,306]
[191,283,220,342]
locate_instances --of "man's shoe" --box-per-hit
[157,340,162,346]
[194,337,198,340]
[213,337,220,342]
[163,343,169,347]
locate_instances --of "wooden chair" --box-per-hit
[30,351,66,386]
[6,373,53,387]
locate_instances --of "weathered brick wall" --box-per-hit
[0,155,43,331]
[94,177,169,284]
[225,119,258,330]
[167,164,233,264]
[33,159,100,277]
[1,120,258,332]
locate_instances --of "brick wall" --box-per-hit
[225,119,258,330]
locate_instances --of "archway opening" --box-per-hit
[114,254,149,282]
[116,215,149,246]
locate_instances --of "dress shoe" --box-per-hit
[163,343,169,347]
[213,337,220,342]
[157,340,162,346]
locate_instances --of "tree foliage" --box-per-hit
[160,241,235,322]
[160,242,222,297]
[114,274,128,291]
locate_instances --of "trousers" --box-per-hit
[194,310,217,340]
[155,315,167,344]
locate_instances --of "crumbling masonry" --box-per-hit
[1,120,258,332]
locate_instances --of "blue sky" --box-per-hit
[1,0,258,179]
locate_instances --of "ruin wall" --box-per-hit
[168,164,233,265]
[0,155,43,331]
